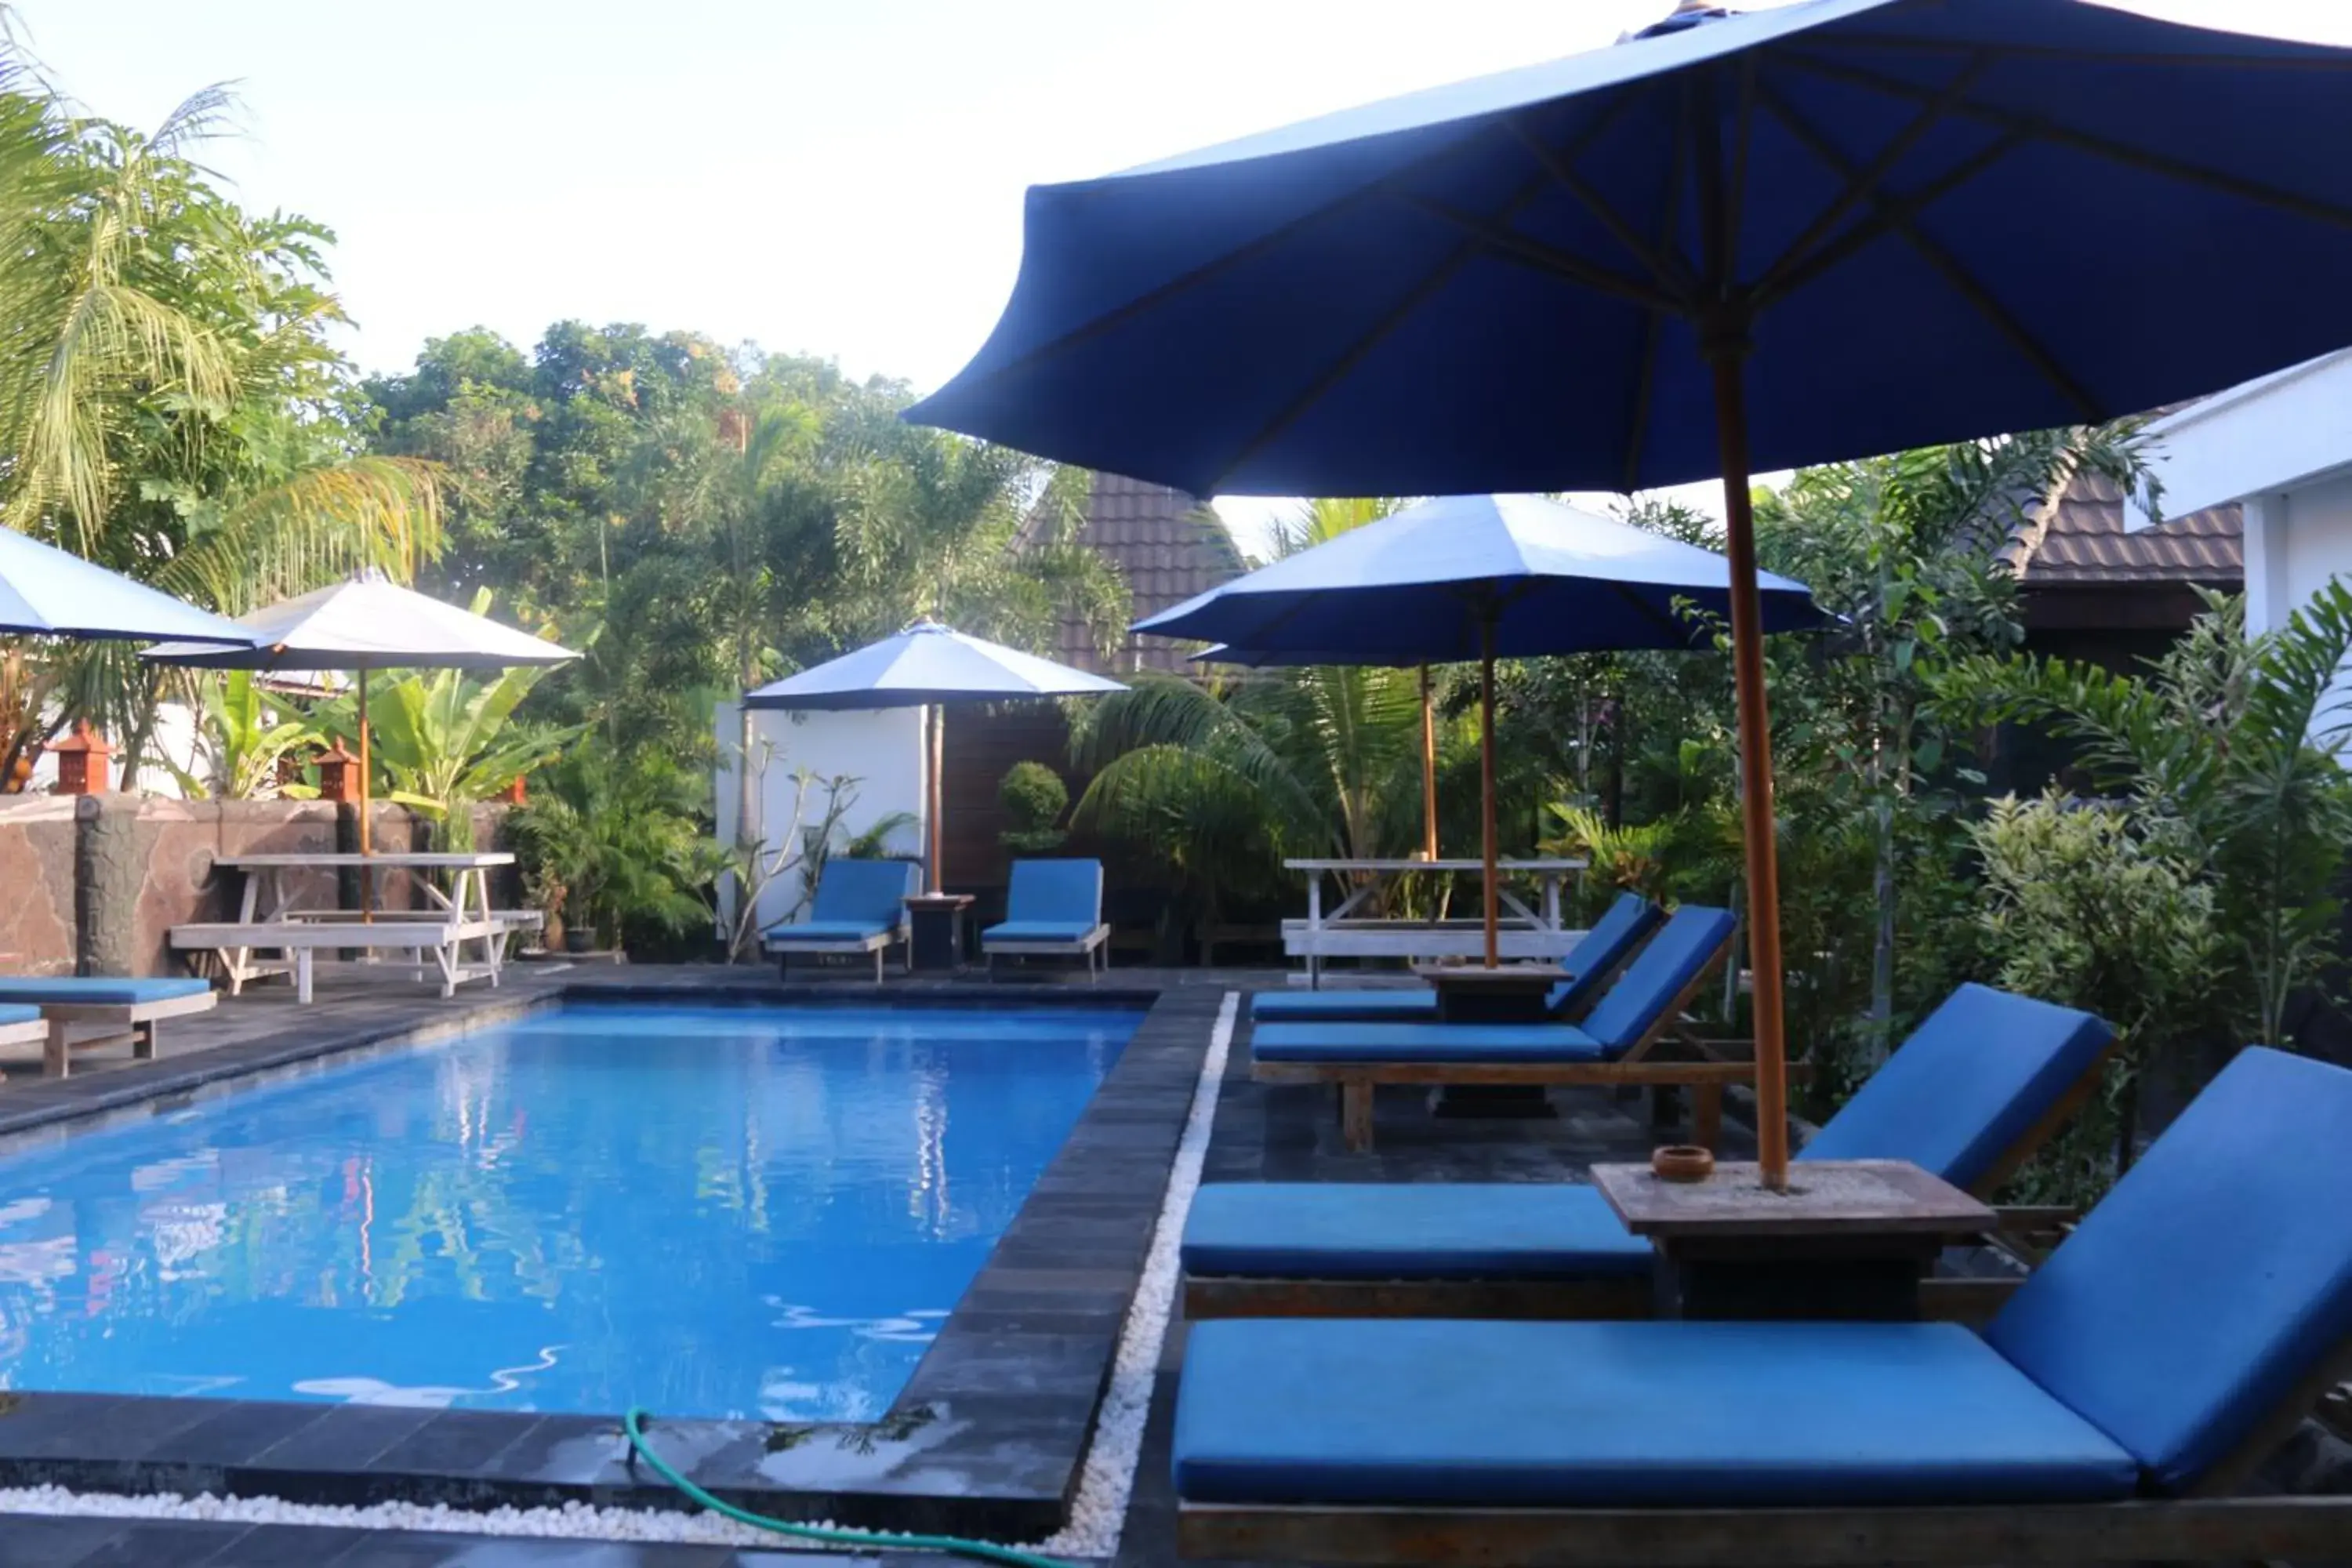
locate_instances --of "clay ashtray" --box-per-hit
[1651,1145,1715,1182]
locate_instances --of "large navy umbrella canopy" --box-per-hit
[907,0,2352,496]
[743,620,1126,710]
[0,528,256,644]
[1136,495,1824,662]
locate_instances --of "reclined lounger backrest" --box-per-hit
[1544,893,1663,1016]
[1985,1046,2352,1494]
[1577,905,1736,1057]
[1799,983,2113,1191]
[811,858,918,927]
[1005,858,1104,927]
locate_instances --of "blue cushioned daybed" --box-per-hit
[0,975,218,1078]
[1174,1047,2352,1565]
[1248,893,1661,1024]
[761,858,917,981]
[982,858,1111,979]
[1187,983,2113,1319]
[1250,904,1738,1151]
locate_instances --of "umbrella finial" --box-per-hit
[1632,1,1733,39]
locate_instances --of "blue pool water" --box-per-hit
[0,1004,1134,1420]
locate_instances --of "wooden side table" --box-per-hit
[1591,1159,1997,1321]
[1417,963,1571,1119]
[905,894,973,973]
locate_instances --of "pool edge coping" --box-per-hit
[0,976,1220,1541]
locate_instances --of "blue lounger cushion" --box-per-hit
[801,858,916,930]
[1174,1319,2138,1508]
[1985,1045,2352,1494]
[1250,905,1735,1065]
[0,1005,36,1026]
[764,919,897,944]
[1253,1020,1611,1064]
[1181,1183,1650,1279]
[982,920,1102,944]
[0,978,211,1007]
[1801,982,2112,1191]
[1000,858,1103,926]
[1248,893,1661,1024]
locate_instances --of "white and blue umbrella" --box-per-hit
[0,527,254,644]
[744,621,1125,894]
[1149,495,1823,964]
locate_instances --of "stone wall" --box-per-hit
[0,794,512,977]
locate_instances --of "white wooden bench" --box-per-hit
[172,918,509,1003]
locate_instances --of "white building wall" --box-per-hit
[712,702,927,931]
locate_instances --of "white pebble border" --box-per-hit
[0,989,1243,1560]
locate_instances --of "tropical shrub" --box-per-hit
[997,761,1069,854]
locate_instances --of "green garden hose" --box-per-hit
[622,1406,1074,1568]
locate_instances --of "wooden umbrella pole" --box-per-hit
[1479,620,1499,968]
[1419,665,1439,861]
[357,671,373,924]
[1709,348,1792,1189]
[927,702,946,895]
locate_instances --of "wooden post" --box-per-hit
[356,672,374,923]
[927,702,946,896]
[1419,666,1439,861]
[1709,347,1792,1191]
[1479,619,1499,969]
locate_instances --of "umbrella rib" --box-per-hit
[1400,195,1685,312]
[934,123,1536,387]
[1755,83,2103,420]
[1748,47,1993,304]
[1604,580,1701,646]
[1621,109,1694,493]
[1751,129,2027,309]
[1502,114,1694,299]
[1202,98,1659,492]
[1776,48,2352,232]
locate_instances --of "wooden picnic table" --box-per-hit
[178,851,524,1002]
[1592,1158,1998,1322]
[1283,857,1586,985]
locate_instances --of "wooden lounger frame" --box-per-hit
[985,923,1112,981]
[31,988,217,1078]
[1192,1037,2118,1324]
[765,922,912,982]
[1177,1333,2352,1566]
[1251,932,1738,1154]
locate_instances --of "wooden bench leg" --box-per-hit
[43,1019,69,1079]
[1341,1080,1375,1152]
[297,949,314,1005]
[1693,1082,1723,1150]
[133,1020,156,1062]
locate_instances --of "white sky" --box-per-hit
[25,0,2352,555]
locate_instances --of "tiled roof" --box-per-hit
[1031,473,1246,676]
[2004,468,2242,586]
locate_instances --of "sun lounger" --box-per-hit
[982,858,1112,979]
[1175,1045,2352,1565]
[761,858,918,981]
[1249,893,1661,1024]
[1250,905,1739,1151]
[0,978,216,1078]
[1188,983,2113,1319]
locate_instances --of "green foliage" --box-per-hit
[998,760,1069,854]
[1937,583,2352,1047]
[172,671,319,800]
[511,740,713,953]
[1970,791,2222,1201]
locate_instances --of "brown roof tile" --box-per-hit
[1027,473,1245,676]
[2005,468,2242,587]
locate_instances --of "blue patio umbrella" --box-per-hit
[0,527,255,644]
[743,620,1126,895]
[1152,495,1823,963]
[907,0,2352,1184]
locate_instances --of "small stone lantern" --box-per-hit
[314,739,360,804]
[49,719,111,796]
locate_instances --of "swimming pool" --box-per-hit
[0,1002,1135,1421]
